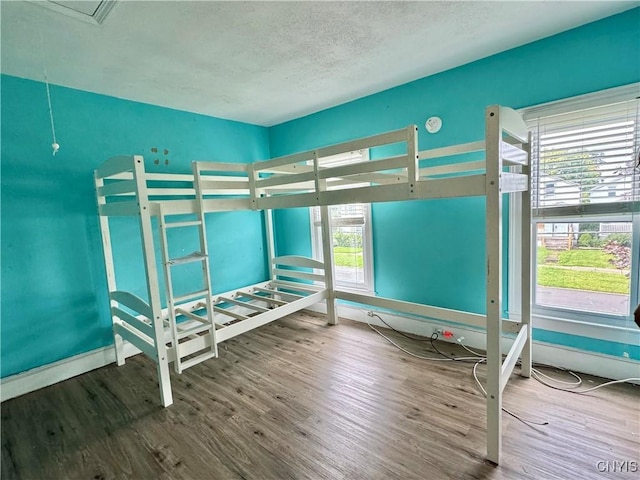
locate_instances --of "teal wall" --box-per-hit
[269,9,640,359]
[1,75,271,377]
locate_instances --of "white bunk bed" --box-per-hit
[94,105,531,464]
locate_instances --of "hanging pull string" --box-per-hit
[38,28,59,156]
[43,67,59,156]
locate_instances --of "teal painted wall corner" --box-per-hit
[0,75,271,377]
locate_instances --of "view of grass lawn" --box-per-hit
[537,247,615,268]
[538,266,629,294]
[334,245,629,292]
[333,247,363,268]
[334,247,361,254]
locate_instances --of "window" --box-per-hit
[310,150,374,293]
[545,182,556,197]
[511,84,639,330]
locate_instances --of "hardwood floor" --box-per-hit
[2,312,638,479]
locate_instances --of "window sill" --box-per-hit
[509,310,640,345]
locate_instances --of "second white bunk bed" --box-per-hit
[95,157,332,406]
[95,104,531,464]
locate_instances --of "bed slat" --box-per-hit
[217,296,269,313]
[95,155,135,179]
[237,291,288,305]
[274,268,325,283]
[499,106,529,143]
[215,289,328,343]
[317,127,410,158]
[113,322,156,359]
[271,279,324,293]
[98,180,137,197]
[273,255,325,270]
[111,307,153,338]
[99,202,139,217]
[110,291,152,318]
[211,305,248,321]
[254,286,302,301]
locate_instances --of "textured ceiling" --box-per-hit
[1,1,636,126]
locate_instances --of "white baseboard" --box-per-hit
[0,299,276,402]
[306,302,640,382]
[0,342,141,403]
[4,300,638,403]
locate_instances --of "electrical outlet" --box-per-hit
[433,327,455,339]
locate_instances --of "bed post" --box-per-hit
[319,204,338,325]
[265,209,276,281]
[251,163,278,298]
[485,105,503,464]
[520,133,533,377]
[313,149,338,325]
[94,174,125,366]
[407,124,419,197]
[132,156,173,407]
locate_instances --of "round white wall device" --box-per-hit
[425,116,442,134]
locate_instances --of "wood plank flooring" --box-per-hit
[2,312,639,479]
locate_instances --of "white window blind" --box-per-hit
[527,98,640,213]
[312,203,367,227]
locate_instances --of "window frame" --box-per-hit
[309,149,375,294]
[509,83,640,342]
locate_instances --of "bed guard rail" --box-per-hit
[251,126,419,209]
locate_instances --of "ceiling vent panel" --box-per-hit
[30,0,117,25]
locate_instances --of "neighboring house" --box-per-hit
[589,174,637,203]
[535,174,636,248]
[600,222,632,233]
[535,174,581,208]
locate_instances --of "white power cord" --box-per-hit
[366,318,479,362]
[365,310,640,427]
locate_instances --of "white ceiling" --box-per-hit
[1,1,636,126]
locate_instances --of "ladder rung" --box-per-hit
[174,289,209,303]
[168,252,207,266]
[164,220,202,229]
[180,351,217,370]
[177,323,212,340]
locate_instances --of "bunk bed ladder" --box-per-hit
[157,181,218,373]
